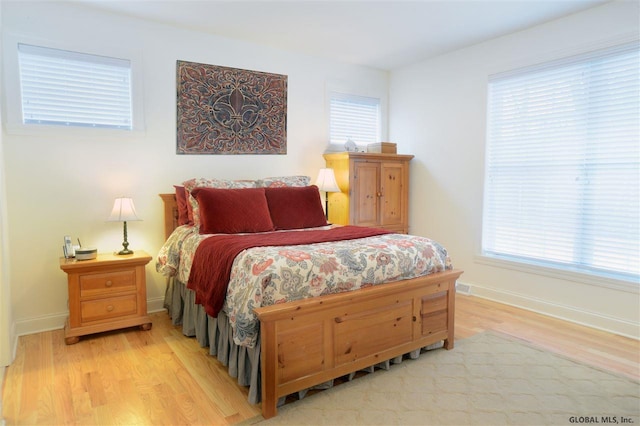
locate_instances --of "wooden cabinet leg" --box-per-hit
[65,336,80,345]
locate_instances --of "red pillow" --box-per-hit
[174,185,192,226]
[191,187,274,234]
[265,185,328,230]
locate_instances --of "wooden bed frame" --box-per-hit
[159,193,463,419]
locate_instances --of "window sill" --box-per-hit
[475,254,638,294]
[3,122,146,140]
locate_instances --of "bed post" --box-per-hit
[260,321,278,419]
[443,277,457,350]
[159,193,178,240]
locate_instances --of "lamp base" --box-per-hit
[325,193,329,220]
[117,221,134,255]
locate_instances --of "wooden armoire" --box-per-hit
[323,152,414,234]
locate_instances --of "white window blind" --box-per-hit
[483,41,640,282]
[329,92,380,144]
[17,43,133,130]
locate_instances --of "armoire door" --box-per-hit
[380,162,407,230]
[351,161,379,227]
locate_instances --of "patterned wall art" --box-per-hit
[176,60,287,155]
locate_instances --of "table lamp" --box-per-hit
[107,197,141,255]
[315,168,341,219]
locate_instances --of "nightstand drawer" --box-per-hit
[80,294,137,323]
[80,270,136,298]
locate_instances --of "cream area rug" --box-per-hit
[247,332,639,425]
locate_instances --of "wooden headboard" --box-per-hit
[159,193,178,240]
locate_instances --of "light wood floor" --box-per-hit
[2,294,638,425]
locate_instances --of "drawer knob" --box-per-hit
[106,305,114,312]
[105,280,113,287]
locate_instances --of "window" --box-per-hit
[482,42,639,283]
[17,43,133,130]
[329,92,380,145]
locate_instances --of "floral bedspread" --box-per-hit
[156,226,453,348]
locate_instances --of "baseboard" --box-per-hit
[14,296,167,337]
[147,296,166,313]
[14,311,63,337]
[10,321,17,367]
[1,365,5,425]
[459,280,639,340]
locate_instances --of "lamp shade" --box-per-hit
[107,197,141,222]
[315,168,340,193]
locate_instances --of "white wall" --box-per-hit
[0,1,389,335]
[390,0,639,338]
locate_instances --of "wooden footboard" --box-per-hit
[254,268,463,419]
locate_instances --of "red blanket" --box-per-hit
[188,226,392,317]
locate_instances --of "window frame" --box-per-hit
[2,33,145,137]
[325,82,388,150]
[479,39,640,293]
[329,91,381,145]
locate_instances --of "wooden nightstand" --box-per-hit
[59,251,153,344]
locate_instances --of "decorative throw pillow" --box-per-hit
[191,187,274,234]
[174,185,192,226]
[182,178,257,227]
[256,176,311,188]
[265,185,328,230]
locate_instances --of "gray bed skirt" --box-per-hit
[163,277,443,406]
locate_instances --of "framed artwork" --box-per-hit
[176,60,287,155]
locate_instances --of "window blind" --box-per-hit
[483,41,639,282]
[329,92,380,144]
[18,43,133,130]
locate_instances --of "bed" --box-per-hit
[156,176,463,419]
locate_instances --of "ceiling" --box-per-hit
[76,0,611,70]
